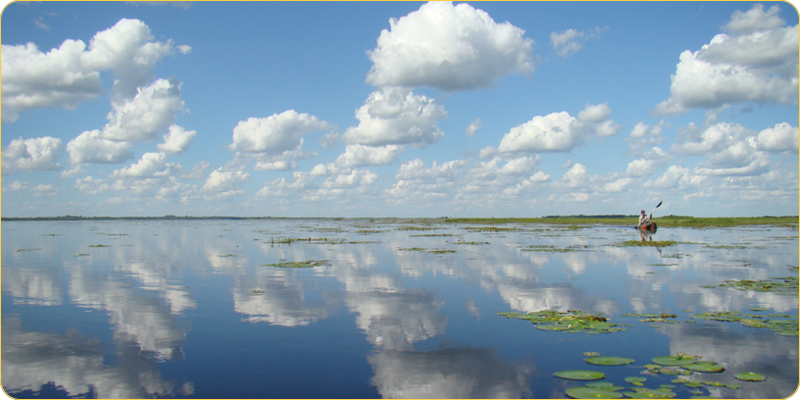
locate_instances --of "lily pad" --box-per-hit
[734,372,766,382]
[625,377,647,386]
[585,382,615,388]
[652,355,698,366]
[682,363,725,373]
[554,370,606,381]
[622,388,676,399]
[585,356,635,366]
[565,387,622,399]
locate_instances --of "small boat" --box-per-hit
[638,222,657,233]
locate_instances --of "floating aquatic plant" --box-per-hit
[498,310,630,334]
[689,311,798,336]
[712,277,799,296]
[523,245,587,253]
[652,355,700,367]
[585,356,634,366]
[622,387,677,398]
[625,377,647,386]
[734,372,766,382]
[681,362,725,373]
[554,370,605,381]
[617,240,682,247]
[264,259,331,268]
[565,386,622,398]
[398,247,456,254]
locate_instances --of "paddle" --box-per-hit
[649,201,663,217]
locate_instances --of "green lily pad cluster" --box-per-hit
[498,310,631,334]
[721,277,798,295]
[651,355,724,373]
[690,311,798,336]
[556,352,768,399]
[620,313,680,325]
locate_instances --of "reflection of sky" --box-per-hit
[2,316,185,398]
[1,220,796,398]
[368,348,533,399]
[659,322,798,399]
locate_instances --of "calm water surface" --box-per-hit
[2,219,798,398]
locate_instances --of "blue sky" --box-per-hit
[1,1,798,218]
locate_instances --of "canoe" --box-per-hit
[638,222,657,233]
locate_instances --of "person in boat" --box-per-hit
[637,209,652,227]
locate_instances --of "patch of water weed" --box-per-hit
[617,240,683,247]
[264,259,331,268]
[88,244,110,248]
[463,226,522,232]
[621,313,680,325]
[703,244,749,249]
[409,233,458,237]
[453,241,490,245]
[74,253,90,257]
[523,245,585,253]
[689,311,798,336]
[498,310,631,334]
[395,226,443,231]
[41,233,61,236]
[703,277,798,296]
[268,237,338,245]
[398,247,456,254]
[217,254,235,257]
[15,248,42,252]
[248,289,265,296]
[566,386,623,398]
[356,230,383,234]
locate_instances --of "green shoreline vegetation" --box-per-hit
[2,215,796,228]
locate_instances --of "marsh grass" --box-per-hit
[446,216,797,228]
[398,247,456,254]
[617,240,683,247]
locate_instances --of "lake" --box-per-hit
[2,219,797,399]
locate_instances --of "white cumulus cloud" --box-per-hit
[497,111,579,153]
[343,86,446,148]
[465,118,482,137]
[655,4,798,115]
[111,152,181,179]
[335,144,403,168]
[229,110,329,153]
[2,136,63,174]
[756,122,798,152]
[1,18,188,121]
[101,78,185,142]
[66,130,134,165]
[157,125,196,154]
[366,1,535,91]
[202,168,251,195]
